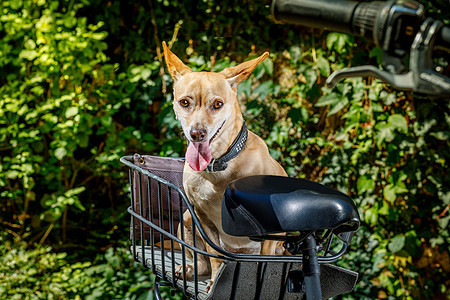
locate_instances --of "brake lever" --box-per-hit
[326,19,450,98]
[326,65,414,91]
[410,19,450,97]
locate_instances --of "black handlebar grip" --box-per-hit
[352,1,391,46]
[271,0,358,35]
[436,25,450,51]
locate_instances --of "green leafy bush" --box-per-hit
[236,33,449,299]
[0,233,171,299]
[1,0,448,299]
[0,0,167,247]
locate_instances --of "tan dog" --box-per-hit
[162,42,287,290]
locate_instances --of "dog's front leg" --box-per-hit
[203,246,224,293]
[199,225,224,293]
[175,210,210,279]
[184,209,224,293]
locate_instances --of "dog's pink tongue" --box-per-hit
[186,142,212,171]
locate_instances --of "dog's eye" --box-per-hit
[179,99,190,108]
[213,100,223,110]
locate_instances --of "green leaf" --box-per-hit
[326,33,351,52]
[327,98,348,116]
[65,187,86,197]
[430,236,445,247]
[430,131,449,140]
[357,175,375,194]
[375,121,394,146]
[364,206,378,225]
[315,92,348,115]
[437,215,449,230]
[19,50,38,61]
[388,114,408,133]
[24,39,36,50]
[378,200,390,216]
[315,93,341,107]
[55,147,67,160]
[253,62,266,80]
[288,107,308,124]
[442,191,450,205]
[388,235,405,253]
[369,47,383,66]
[253,80,273,98]
[326,33,338,50]
[65,107,78,119]
[63,16,77,28]
[10,0,23,9]
[380,91,397,105]
[238,78,252,98]
[383,184,396,203]
[289,46,302,64]
[73,199,86,211]
[316,56,330,77]
[77,134,89,148]
[6,170,20,179]
[100,115,113,127]
[262,58,273,76]
[18,105,28,116]
[104,266,115,281]
[304,67,317,87]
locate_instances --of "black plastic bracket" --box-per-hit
[287,270,306,294]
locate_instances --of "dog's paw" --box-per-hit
[175,264,195,280]
[206,280,214,293]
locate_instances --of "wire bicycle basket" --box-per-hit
[121,154,359,299]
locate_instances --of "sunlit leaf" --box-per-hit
[65,107,78,119]
[315,93,341,107]
[316,56,330,77]
[357,175,375,194]
[388,235,405,253]
[54,147,67,160]
[388,114,408,133]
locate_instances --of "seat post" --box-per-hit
[301,235,322,300]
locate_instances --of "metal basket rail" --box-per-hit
[120,155,358,300]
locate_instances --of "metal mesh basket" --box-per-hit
[121,155,359,300]
[130,154,186,242]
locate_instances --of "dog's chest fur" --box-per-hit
[183,165,230,222]
[183,163,262,252]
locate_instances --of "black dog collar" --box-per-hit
[206,121,248,172]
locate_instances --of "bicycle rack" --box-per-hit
[121,155,359,300]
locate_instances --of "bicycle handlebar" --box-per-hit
[271,0,450,98]
[271,0,357,35]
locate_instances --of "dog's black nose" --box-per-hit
[190,128,207,142]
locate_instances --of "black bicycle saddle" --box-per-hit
[222,175,360,237]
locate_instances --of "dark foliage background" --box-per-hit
[0,0,448,298]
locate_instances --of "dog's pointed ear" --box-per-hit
[220,52,269,91]
[162,41,192,82]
